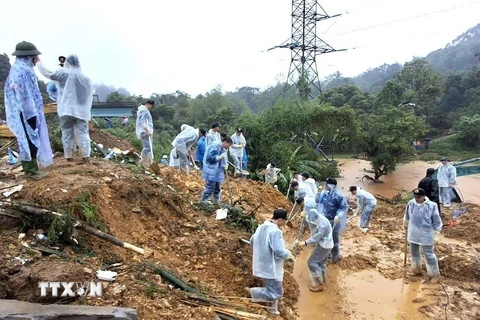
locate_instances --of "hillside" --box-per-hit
[324,23,480,92]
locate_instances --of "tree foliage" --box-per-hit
[357,106,426,180]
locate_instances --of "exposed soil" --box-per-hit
[0,160,299,319]
[2,156,480,320]
[89,128,135,151]
[323,199,480,320]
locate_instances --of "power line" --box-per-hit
[334,1,480,36]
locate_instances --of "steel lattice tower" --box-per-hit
[269,1,344,100]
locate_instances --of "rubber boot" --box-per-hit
[426,263,440,283]
[309,272,325,292]
[409,257,422,276]
[21,161,34,176]
[29,158,47,180]
[267,300,280,315]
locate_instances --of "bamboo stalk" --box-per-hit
[211,306,267,320]
[0,202,148,256]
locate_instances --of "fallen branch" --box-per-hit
[31,245,67,258]
[147,262,200,294]
[0,202,149,256]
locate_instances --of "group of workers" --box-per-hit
[4,41,460,316]
[3,41,94,179]
[247,157,457,314]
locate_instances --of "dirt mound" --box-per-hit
[159,166,292,222]
[337,254,378,272]
[442,203,480,243]
[89,129,135,151]
[0,159,298,319]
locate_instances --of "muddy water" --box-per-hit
[293,249,432,320]
[293,159,480,319]
[337,159,480,204]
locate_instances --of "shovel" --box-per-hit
[148,136,161,175]
[190,154,199,170]
[287,202,297,220]
[227,161,250,176]
[225,170,233,205]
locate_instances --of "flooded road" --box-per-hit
[337,159,480,204]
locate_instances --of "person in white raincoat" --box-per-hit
[403,188,442,283]
[248,209,294,315]
[229,128,246,177]
[171,124,199,174]
[349,186,377,232]
[296,209,333,292]
[300,172,318,197]
[135,100,155,166]
[169,148,180,168]
[206,122,221,146]
[290,180,314,199]
[37,54,93,162]
[437,157,457,208]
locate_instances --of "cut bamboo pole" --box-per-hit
[1,202,148,256]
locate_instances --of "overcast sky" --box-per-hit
[1,0,479,96]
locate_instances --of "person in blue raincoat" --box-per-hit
[200,137,233,204]
[241,148,248,178]
[322,178,348,263]
[195,129,207,170]
[316,185,329,214]
[404,188,442,283]
[4,41,53,179]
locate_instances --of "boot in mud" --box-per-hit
[309,283,325,292]
[267,300,280,315]
[426,263,440,283]
[408,267,423,277]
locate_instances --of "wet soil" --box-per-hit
[0,159,298,319]
[89,129,135,151]
[1,156,480,319]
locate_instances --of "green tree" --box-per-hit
[396,59,443,120]
[357,106,426,180]
[455,114,480,148]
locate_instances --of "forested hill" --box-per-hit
[324,23,480,92]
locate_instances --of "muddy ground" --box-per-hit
[319,202,480,320]
[0,148,480,319]
[0,159,297,320]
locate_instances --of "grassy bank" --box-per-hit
[417,135,480,162]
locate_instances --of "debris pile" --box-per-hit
[0,158,299,319]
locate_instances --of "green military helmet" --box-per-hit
[12,41,41,56]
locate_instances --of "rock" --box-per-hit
[131,207,141,213]
[8,244,16,250]
[102,177,113,183]
[112,284,126,295]
[412,297,427,303]
[0,299,137,319]
[83,267,93,275]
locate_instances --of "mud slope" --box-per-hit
[0,161,298,320]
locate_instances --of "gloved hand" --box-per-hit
[287,253,295,262]
[224,166,228,173]
[299,241,307,247]
[217,153,226,160]
[300,211,307,218]
[241,143,246,147]
[334,216,339,225]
